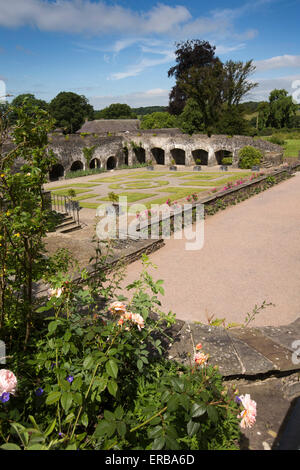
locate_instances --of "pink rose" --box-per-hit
[0,369,17,395]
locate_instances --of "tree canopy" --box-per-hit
[257,89,297,130]
[94,103,137,120]
[168,39,258,135]
[49,92,94,134]
[140,112,179,130]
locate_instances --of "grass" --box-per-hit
[100,192,158,203]
[48,183,101,190]
[51,188,92,196]
[108,180,170,190]
[283,139,300,157]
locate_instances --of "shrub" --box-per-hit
[267,135,285,146]
[221,157,233,165]
[238,146,262,169]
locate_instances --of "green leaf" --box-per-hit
[137,359,143,371]
[46,391,61,405]
[94,420,116,438]
[0,443,22,450]
[106,359,118,379]
[81,413,88,428]
[187,420,200,437]
[207,405,218,423]
[167,395,179,412]
[114,406,124,420]
[107,380,118,397]
[148,425,162,439]
[152,436,165,450]
[27,444,46,450]
[83,355,94,370]
[48,320,58,334]
[61,392,73,413]
[191,402,207,418]
[117,421,126,438]
[44,418,56,437]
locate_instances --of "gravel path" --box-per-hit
[120,172,300,327]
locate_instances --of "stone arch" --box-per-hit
[89,158,101,169]
[107,156,117,170]
[192,149,209,165]
[49,163,64,181]
[170,148,185,165]
[70,160,84,172]
[151,147,165,165]
[133,147,146,164]
[215,149,233,165]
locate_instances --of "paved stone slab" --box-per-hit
[229,327,298,372]
[168,323,243,376]
[229,335,276,376]
[258,317,300,352]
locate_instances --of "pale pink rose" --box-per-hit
[194,352,209,366]
[238,394,257,429]
[48,287,63,299]
[131,313,145,330]
[108,301,127,315]
[0,369,17,395]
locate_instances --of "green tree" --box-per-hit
[179,98,204,134]
[9,94,49,124]
[168,40,218,115]
[223,60,258,107]
[49,92,94,134]
[267,89,297,128]
[95,103,137,120]
[0,101,58,347]
[140,112,179,130]
[178,59,225,136]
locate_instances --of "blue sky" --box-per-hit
[0,0,300,109]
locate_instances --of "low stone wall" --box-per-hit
[137,165,297,238]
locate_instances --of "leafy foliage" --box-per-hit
[238,146,262,169]
[49,92,94,134]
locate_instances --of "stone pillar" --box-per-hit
[145,148,152,163]
[207,147,217,166]
[185,149,193,166]
[164,149,171,166]
[128,148,135,166]
[232,149,239,168]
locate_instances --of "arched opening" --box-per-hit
[49,163,64,181]
[171,148,185,165]
[123,147,128,166]
[134,147,146,164]
[151,147,165,165]
[89,158,101,169]
[107,156,116,170]
[215,150,233,165]
[70,160,84,172]
[192,149,208,166]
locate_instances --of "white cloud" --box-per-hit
[0,0,190,35]
[247,74,300,101]
[255,55,300,72]
[109,47,175,80]
[90,88,170,109]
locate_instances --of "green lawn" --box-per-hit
[284,139,300,157]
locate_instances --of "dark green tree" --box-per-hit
[168,40,218,115]
[49,92,94,134]
[95,103,137,119]
[223,60,258,107]
[267,89,297,128]
[179,98,204,134]
[178,59,225,136]
[140,112,179,130]
[9,94,49,124]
